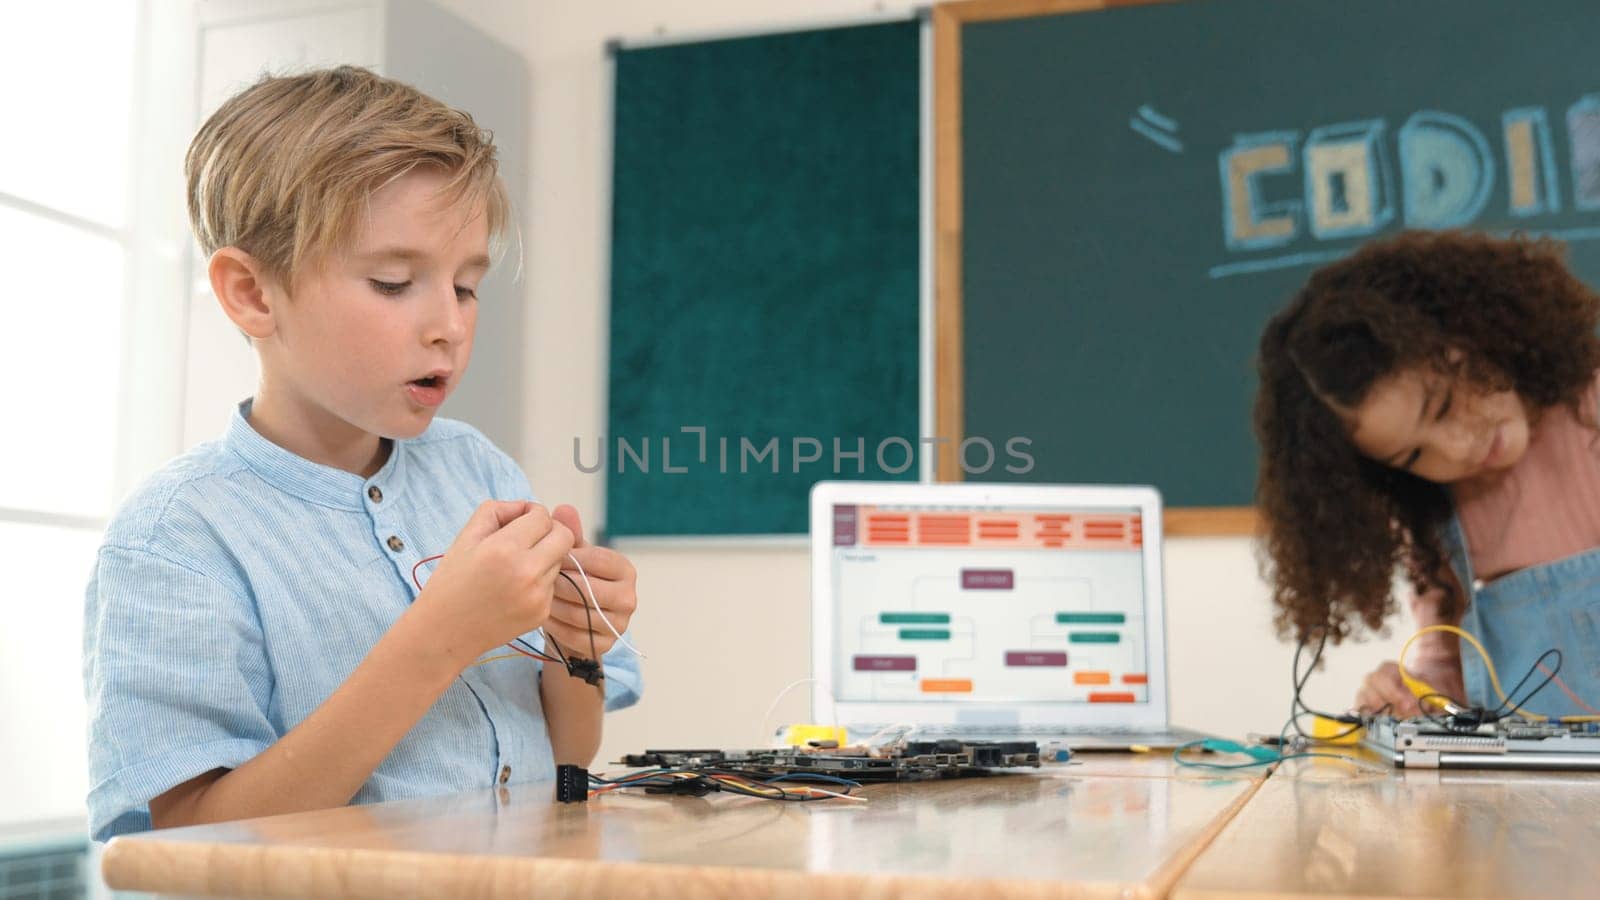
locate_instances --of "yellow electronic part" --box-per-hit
[1309,715,1364,744]
[781,724,850,747]
[1401,672,1452,712]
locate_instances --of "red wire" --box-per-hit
[411,554,446,591]
[409,552,561,664]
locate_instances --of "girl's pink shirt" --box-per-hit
[1453,375,1600,583]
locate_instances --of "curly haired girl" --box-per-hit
[1254,229,1600,717]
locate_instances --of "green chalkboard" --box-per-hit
[958,0,1600,507]
[607,21,921,536]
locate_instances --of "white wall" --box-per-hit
[508,0,1416,767]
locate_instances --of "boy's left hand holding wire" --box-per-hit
[545,505,638,661]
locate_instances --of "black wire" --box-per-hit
[559,570,603,666]
[463,572,606,674]
[590,771,689,788]
[698,767,848,801]
[1417,647,1565,730]
[588,766,691,785]
[542,631,569,664]
[1277,631,1398,751]
[1298,633,1349,718]
[589,766,847,802]
[1287,631,1363,743]
[1278,630,1575,747]
[1404,647,1565,732]
[1489,652,1548,716]
[1284,634,1322,742]
[514,634,563,665]
[1490,648,1563,719]
[1295,707,1382,742]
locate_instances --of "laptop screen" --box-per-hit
[828,502,1151,706]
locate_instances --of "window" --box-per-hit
[0,1,190,826]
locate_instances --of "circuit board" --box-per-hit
[619,740,1043,781]
[1364,716,1600,770]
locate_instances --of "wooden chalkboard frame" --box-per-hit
[931,0,1256,537]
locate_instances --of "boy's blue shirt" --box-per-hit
[83,400,641,841]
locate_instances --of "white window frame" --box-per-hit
[0,0,197,831]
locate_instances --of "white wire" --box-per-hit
[860,722,916,754]
[758,677,817,746]
[792,785,868,803]
[566,552,645,658]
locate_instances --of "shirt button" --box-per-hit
[499,765,512,784]
[367,485,383,503]
[387,535,405,552]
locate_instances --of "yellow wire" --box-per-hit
[1398,624,1600,721]
[469,653,531,668]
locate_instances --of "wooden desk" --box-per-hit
[101,755,1260,899]
[1173,757,1600,899]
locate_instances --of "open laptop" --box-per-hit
[810,481,1209,750]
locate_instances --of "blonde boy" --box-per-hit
[84,66,640,841]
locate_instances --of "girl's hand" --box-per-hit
[1354,658,1465,717]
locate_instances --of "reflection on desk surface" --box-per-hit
[1175,756,1600,899]
[105,768,1258,898]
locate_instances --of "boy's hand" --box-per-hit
[411,500,575,666]
[543,504,638,660]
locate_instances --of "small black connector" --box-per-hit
[566,658,605,686]
[556,764,589,803]
[1445,706,1494,730]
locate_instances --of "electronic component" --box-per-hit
[619,739,1041,781]
[779,724,850,747]
[564,658,604,686]
[555,764,589,802]
[1364,716,1600,770]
